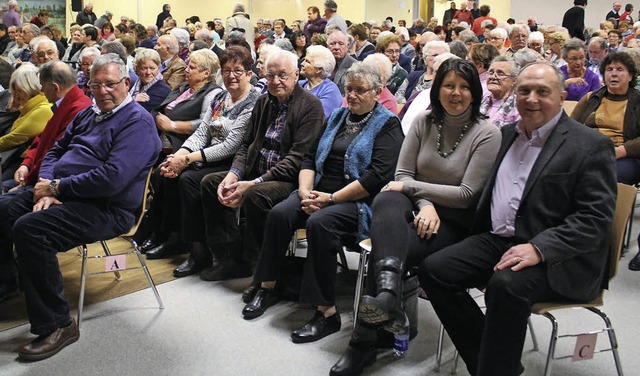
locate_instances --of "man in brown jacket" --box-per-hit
[154,34,186,89]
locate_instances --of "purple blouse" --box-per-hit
[561,65,601,101]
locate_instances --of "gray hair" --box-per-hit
[491,27,508,40]
[195,29,213,42]
[512,49,540,69]
[134,48,162,70]
[265,49,299,72]
[8,0,17,9]
[561,38,586,60]
[449,40,468,59]
[188,49,220,77]
[305,45,336,78]
[517,61,565,92]
[105,11,113,17]
[433,52,460,72]
[170,28,190,48]
[101,41,128,65]
[79,46,101,61]
[34,37,57,52]
[233,3,245,13]
[91,53,127,81]
[423,40,450,56]
[22,23,40,36]
[509,24,529,39]
[528,31,544,43]
[147,24,158,34]
[382,20,393,29]
[344,62,383,92]
[362,53,392,84]
[39,61,77,89]
[459,29,476,41]
[159,35,180,54]
[10,64,42,98]
[274,38,294,52]
[396,27,409,41]
[588,36,608,51]
[490,56,520,77]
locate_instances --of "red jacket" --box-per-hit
[21,86,92,185]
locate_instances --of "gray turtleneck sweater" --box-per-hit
[397,108,502,210]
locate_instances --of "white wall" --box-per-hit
[510,1,617,32]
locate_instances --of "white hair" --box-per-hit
[395,27,409,41]
[305,45,336,78]
[170,28,190,48]
[79,46,101,61]
[459,21,470,29]
[491,27,508,40]
[529,31,544,43]
[34,37,57,52]
[362,53,392,84]
[423,40,450,56]
[265,49,298,72]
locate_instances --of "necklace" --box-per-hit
[345,110,373,135]
[436,120,470,158]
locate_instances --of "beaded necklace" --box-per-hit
[345,110,373,135]
[436,120,471,158]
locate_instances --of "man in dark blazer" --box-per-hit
[421,62,617,376]
[329,31,357,95]
[562,0,588,40]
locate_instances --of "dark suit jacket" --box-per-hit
[231,84,325,183]
[562,6,585,40]
[472,112,617,302]
[332,54,357,95]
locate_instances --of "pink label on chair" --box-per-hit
[572,333,597,361]
[105,255,126,272]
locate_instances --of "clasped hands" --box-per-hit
[159,154,188,178]
[217,173,255,208]
[32,178,62,212]
[298,188,331,215]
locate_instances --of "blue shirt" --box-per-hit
[299,78,343,118]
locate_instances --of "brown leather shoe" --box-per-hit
[19,318,80,361]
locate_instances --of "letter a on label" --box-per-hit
[105,255,127,272]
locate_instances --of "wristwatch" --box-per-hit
[49,179,59,196]
[184,155,191,165]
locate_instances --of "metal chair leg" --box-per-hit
[450,350,460,375]
[587,307,624,376]
[131,239,164,310]
[542,312,559,376]
[77,244,89,329]
[528,317,539,351]
[435,324,445,371]
[624,192,636,252]
[352,247,369,324]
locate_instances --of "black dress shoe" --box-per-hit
[291,310,341,343]
[146,241,186,260]
[200,261,252,281]
[242,282,260,303]
[140,235,159,253]
[242,287,279,319]
[629,250,640,271]
[18,318,79,361]
[330,345,377,376]
[0,282,19,303]
[173,257,207,278]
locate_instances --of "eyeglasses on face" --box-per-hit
[222,69,246,77]
[88,77,126,91]
[266,71,294,81]
[487,70,513,79]
[36,50,57,59]
[345,86,373,95]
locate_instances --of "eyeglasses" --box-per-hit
[222,69,246,77]
[88,77,126,91]
[266,71,294,81]
[345,86,373,95]
[567,56,585,62]
[385,49,401,56]
[489,37,503,41]
[36,50,57,59]
[80,62,92,67]
[328,41,346,47]
[487,70,514,79]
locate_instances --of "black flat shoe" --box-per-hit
[330,345,377,376]
[173,257,206,278]
[629,250,640,271]
[291,310,341,343]
[242,287,279,320]
[242,282,260,303]
[200,261,252,281]
[140,235,159,253]
[146,241,187,260]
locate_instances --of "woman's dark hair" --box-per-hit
[226,37,253,56]
[84,26,98,42]
[206,21,215,30]
[430,59,484,123]
[600,51,638,87]
[220,45,254,71]
[290,31,308,51]
[625,3,633,12]
[433,25,444,35]
[102,22,114,34]
[115,24,127,34]
[189,16,200,24]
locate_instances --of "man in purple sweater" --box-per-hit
[0,53,161,361]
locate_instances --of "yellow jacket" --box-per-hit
[0,94,53,151]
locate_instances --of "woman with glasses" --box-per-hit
[61,26,86,71]
[480,56,521,128]
[290,30,308,65]
[299,45,342,118]
[143,47,259,271]
[376,34,408,101]
[544,31,569,68]
[142,48,223,259]
[129,48,171,112]
[560,38,601,101]
[332,59,501,376]
[487,27,508,54]
[242,64,403,345]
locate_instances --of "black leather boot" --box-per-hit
[330,321,377,376]
[358,257,403,325]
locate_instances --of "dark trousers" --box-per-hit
[253,192,359,307]
[149,162,230,242]
[200,172,294,264]
[616,158,640,252]
[368,191,469,295]
[420,232,564,376]
[0,189,131,336]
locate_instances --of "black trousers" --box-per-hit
[253,192,359,307]
[149,162,231,242]
[200,172,294,264]
[367,191,469,294]
[420,232,565,376]
[0,189,131,336]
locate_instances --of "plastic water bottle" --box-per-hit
[392,312,410,358]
